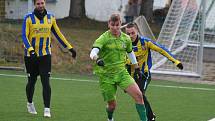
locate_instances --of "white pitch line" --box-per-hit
[0,73,98,83]
[0,73,26,78]
[0,73,215,91]
[151,84,215,91]
[52,77,98,83]
[208,118,215,121]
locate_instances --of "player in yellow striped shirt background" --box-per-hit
[22,0,76,118]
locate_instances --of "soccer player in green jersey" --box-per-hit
[125,22,183,121]
[90,13,147,121]
[22,0,76,117]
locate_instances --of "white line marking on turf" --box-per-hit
[0,73,98,83]
[208,118,215,121]
[0,73,215,91]
[151,84,215,91]
[52,77,98,83]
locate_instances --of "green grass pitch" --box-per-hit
[0,70,215,121]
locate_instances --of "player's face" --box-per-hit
[35,0,46,12]
[125,27,138,42]
[108,20,121,37]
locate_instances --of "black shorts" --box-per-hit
[24,55,51,76]
[136,72,151,92]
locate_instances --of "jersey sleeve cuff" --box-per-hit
[127,50,132,53]
[67,45,73,49]
[92,47,101,50]
[174,60,181,65]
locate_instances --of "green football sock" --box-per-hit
[143,95,154,120]
[106,108,114,120]
[135,103,148,121]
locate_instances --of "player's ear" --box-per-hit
[107,20,110,28]
[119,20,122,25]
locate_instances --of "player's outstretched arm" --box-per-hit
[51,16,76,59]
[148,39,183,69]
[51,16,74,50]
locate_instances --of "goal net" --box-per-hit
[134,16,157,41]
[149,0,209,77]
[137,0,215,77]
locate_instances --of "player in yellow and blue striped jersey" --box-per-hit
[125,22,183,121]
[22,0,76,118]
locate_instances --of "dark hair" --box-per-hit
[34,0,46,4]
[126,22,137,29]
[109,13,121,22]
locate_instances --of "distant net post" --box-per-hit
[134,16,157,41]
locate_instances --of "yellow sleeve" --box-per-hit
[147,40,181,65]
[51,16,73,49]
[22,16,34,52]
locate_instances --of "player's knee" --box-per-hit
[41,72,51,77]
[134,91,144,103]
[108,101,116,111]
[40,73,51,88]
[27,73,37,85]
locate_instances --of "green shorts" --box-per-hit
[97,69,135,102]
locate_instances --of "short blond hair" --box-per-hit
[109,13,121,22]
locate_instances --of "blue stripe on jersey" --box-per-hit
[22,14,32,49]
[51,27,67,48]
[39,38,44,56]
[140,36,151,42]
[45,38,50,55]
[147,50,152,69]
[32,38,36,49]
[140,38,145,46]
[40,19,44,24]
[141,62,145,73]
[47,14,51,24]
[150,40,176,58]
[47,14,51,19]
[29,14,36,24]
[133,46,138,52]
[47,12,55,17]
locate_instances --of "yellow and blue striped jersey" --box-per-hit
[127,36,181,75]
[22,12,73,56]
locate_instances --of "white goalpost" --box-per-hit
[149,0,209,77]
[127,0,209,77]
[134,0,215,77]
